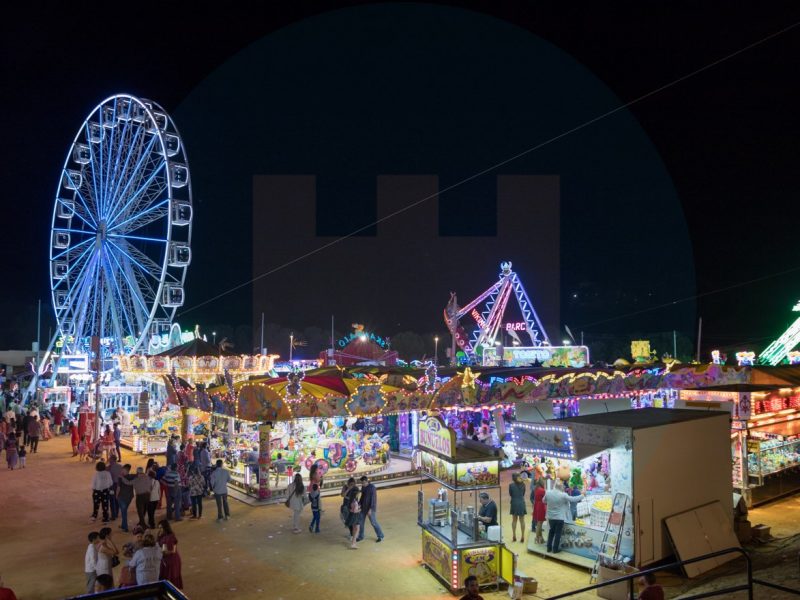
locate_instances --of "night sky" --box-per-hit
[2,2,799,360]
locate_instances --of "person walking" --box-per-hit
[286,473,307,533]
[147,471,160,529]
[157,520,183,589]
[27,416,40,454]
[17,446,26,469]
[5,434,18,470]
[113,423,122,460]
[308,483,321,533]
[161,463,183,522]
[543,480,584,554]
[70,421,80,456]
[107,455,123,522]
[128,533,163,585]
[21,411,30,447]
[356,476,384,542]
[91,462,114,523]
[119,467,151,529]
[342,478,361,549]
[209,459,231,521]
[188,464,205,520]
[509,473,527,543]
[116,464,135,532]
[530,479,546,544]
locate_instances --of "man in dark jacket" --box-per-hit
[356,476,385,542]
[21,411,31,446]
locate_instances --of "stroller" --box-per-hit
[87,438,104,462]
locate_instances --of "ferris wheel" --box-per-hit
[50,94,192,358]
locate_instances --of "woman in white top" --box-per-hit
[286,473,307,533]
[95,527,119,579]
[91,461,114,522]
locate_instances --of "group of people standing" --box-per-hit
[507,472,584,553]
[83,520,182,594]
[1,404,56,469]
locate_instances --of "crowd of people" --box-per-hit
[78,436,218,592]
[1,398,69,469]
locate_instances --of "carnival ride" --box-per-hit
[50,94,193,360]
[759,300,800,365]
[444,261,550,362]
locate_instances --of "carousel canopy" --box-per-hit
[156,338,236,357]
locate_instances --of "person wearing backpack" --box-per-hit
[342,477,361,549]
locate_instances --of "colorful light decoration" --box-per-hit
[736,351,756,366]
[511,422,576,459]
[788,351,800,365]
[444,261,551,362]
[759,300,800,365]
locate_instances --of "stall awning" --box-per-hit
[572,442,611,461]
[750,419,800,438]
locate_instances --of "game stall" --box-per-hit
[513,408,734,569]
[679,384,800,506]
[416,415,513,594]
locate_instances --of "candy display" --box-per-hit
[748,438,800,476]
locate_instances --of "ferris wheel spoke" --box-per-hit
[53,243,96,289]
[103,135,159,226]
[108,233,168,244]
[100,98,122,218]
[102,260,132,347]
[107,239,162,281]
[107,161,165,230]
[51,237,93,262]
[109,198,168,234]
[104,112,136,221]
[63,171,99,229]
[104,246,152,316]
[106,120,145,220]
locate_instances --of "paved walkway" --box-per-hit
[3,435,796,599]
[0,435,602,599]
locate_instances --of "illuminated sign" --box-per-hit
[456,461,499,488]
[512,423,576,459]
[502,345,589,368]
[505,322,527,331]
[418,416,455,459]
[336,330,388,349]
[418,450,456,487]
[471,309,486,329]
[461,547,498,586]
[56,354,89,374]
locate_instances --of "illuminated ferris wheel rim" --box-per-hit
[49,93,193,356]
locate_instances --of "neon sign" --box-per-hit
[505,322,526,331]
[471,309,486,329]
[336,331,388,349]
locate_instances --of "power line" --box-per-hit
[178,19,800,318]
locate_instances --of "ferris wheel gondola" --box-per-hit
[50,94,192,359]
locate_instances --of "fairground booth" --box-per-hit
[415,414,515,595]
[513,408,734,570]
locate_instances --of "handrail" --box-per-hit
[547,547,753,600]
[65,580,189,600]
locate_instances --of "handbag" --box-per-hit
[111,555,120,568]
[302,493,310,506]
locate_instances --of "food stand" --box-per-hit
[416,415,511,594]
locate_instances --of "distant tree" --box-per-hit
[390,331,427,361]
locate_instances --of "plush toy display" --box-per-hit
[569,467,583,491]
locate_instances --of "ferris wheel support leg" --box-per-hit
[24,328,61,405]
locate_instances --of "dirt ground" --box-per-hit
[0,436,798,600]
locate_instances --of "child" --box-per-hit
[308,483,321,533]
[78,436,89,462]
[18,445,27,468]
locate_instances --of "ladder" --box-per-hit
[590,493,630,583]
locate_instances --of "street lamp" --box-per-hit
[213,331,217,345]
[289,332,294,362]
[434,336,439,365]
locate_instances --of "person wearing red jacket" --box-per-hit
[530,479,546,545]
